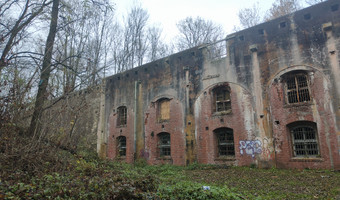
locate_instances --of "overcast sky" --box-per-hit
[114,0,289,41]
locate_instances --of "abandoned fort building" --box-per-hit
[96,0,340,169]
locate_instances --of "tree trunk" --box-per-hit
[28,0,60,136]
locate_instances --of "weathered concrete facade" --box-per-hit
[98,0,340,169]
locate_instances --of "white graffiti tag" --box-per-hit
[239,140,262,158]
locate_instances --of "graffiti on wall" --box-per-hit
[239,140,262,158]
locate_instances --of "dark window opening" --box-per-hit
[290,124,319,157]
[258,29,264,35]
[213,87,231,113]
[215,128,235,157]
[286,73,311,104]
[331,4,339,11]
[117,106,127,126]
[158,132,171,156]
[304,13,311,20]
[279,21,286,28]
[239,35,244,41]
[117,136,126,157]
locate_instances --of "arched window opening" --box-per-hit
[284,72,311,104]
[213,86,231,113]
[117,106,127,126]
[117,136,126,157]
[158,132,171,157]
[289,122,319,157]
[214,128,235,157]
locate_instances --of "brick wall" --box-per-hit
[97,0,340,169]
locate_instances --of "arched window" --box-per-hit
[289,122,319,157]
[284,72,311,104]
[117,136,126,157]
[214,128,235,157]
[213,86,231,113]
[158,132,171,156]
[117,106,127,126]
[157,98,170,122]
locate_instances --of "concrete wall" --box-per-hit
[38,85,102,151]
[98,0,340,169]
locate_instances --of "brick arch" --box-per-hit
[107,104,134,163]
[268,65,338,169]
[144,97,185,166]
[150,94,175,103]
[194,82,255,166]
[267,65,330,90]
[195,81,252,100]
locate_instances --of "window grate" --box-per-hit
[117,106,127,126]
[117,136,126,157]
[215,88,231,112]
[286,74,311,104]
[159,133,171,156]
[292,126,319,157]
[216,128,235,156]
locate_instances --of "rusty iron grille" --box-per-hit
[286,74,311,104]
[117,106,127,126]
[291,126,319,157]
[215,88,231,112]
[117,136,126,157]
[159,133,171,156]
[216,128,235,156]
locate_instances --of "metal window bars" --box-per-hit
[217,129,235,156]
[286,74,311,104]
[159,133,171,156]
[117,136,126,157]
[117,106,127,126]
[292,126,319,157]
[215,89,231,112]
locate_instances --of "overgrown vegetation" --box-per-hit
[1,131,339,199]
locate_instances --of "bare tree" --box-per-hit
[124,5,149,68]
[265,0,302,21]
[52,0,114,94]
[0,0,51,72]
[147,26,173,62]
[111,5,169,72]
[82,0,114,86]
[175,16,225,51]
[238,2,262,29]
[28,0,60,136]
[110,23,127,73]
